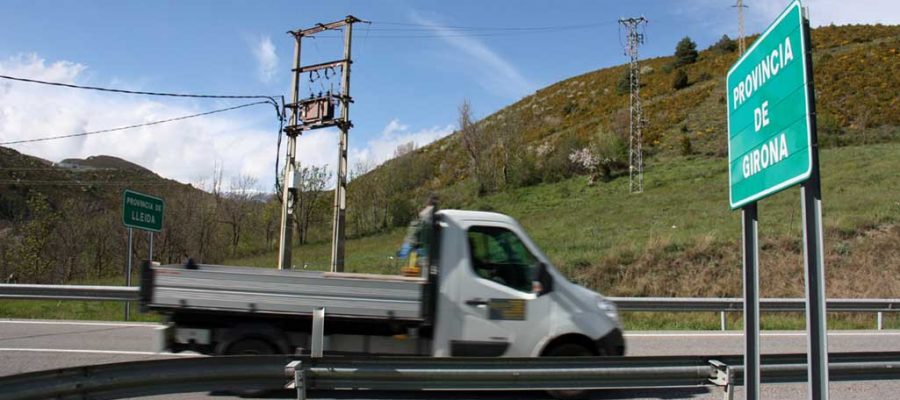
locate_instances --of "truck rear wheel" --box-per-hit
[544,343,597,400]
[213,338,280,397]
[224,338,277,355]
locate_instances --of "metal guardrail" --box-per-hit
[0,284,896,329]
[287,353,900,399]
[0,355,291,400]
[609,297,900,312]
[0,352,897,400]
[0,284,139,301]
[609,297,900,330]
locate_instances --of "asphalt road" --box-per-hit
[1,319,898,399]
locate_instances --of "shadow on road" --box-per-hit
[225,387,713,399]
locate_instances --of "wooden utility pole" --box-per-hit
[278,15,363,272]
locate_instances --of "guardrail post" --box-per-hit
[720,311,727,331]
[312,307,325,358]
[878,312,883,330]
[709,360,735,400]
[286,360,307,400]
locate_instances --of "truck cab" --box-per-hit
[431,210,624,357]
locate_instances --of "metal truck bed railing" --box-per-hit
[147,264,427,320]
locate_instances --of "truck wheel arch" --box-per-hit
[539,333,599,357]
[213,323,290,355]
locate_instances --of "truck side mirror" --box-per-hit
[535,262,554,296]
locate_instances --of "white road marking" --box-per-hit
[0,319,159,328]
[0,347,200,356]
[626,331,900,338]
[0,347,203,357]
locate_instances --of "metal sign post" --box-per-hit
[125,227,133,321]
[742,202,760,398]
[800,9,829,398]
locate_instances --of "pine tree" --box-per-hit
[674,36,699,66]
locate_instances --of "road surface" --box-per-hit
[1,319,897,399]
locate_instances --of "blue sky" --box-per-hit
[0,0,896,190]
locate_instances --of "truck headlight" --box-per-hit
[597,297,619,322]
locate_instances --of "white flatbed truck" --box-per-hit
[140,210,624,359]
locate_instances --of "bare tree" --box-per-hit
[459,100,490,194]
[220,175,259,256]
[192,164,225,262]
[294,165,332,245]
[393,141,416,158]
[261,196,280,250]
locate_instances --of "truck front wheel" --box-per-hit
[543,343,596,400]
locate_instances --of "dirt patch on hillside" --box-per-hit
[582,224,900,298]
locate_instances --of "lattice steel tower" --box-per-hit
[619,16,647,194]
[734,0,748,54]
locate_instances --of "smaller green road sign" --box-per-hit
[727,0,812,209]
[122,189,164,232]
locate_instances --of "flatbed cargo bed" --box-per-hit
[144,264,427,321]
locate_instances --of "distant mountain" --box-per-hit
[0,145,263,284]
[58,155,152,174]
[0,147,182,223]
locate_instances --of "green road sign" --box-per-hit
[727,0,812,209]
[122,189,164,232]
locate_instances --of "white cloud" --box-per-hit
[0,53,453,193]
[410,14,537,100]
[252,35,279,84]
[682,0,900,38]
[350,118,454,169]
[754,0,900,27]
[0,53,282,190]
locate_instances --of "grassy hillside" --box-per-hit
[395,25,899,192]
[231,141,900,299]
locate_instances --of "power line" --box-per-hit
[0,179,187,186]
[305,21,622,40]
[0,74,276,101]
[311,30,598,39]
[0,73,285,122]
[0,101,270,146]
[370,20,616,31]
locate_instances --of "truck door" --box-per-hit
[449,224,552,357]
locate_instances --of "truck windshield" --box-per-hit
[467,226,537,293]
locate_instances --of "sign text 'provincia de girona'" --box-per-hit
[727,0,813,209]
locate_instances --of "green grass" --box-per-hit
[231,228,408,275]
[0,275,161,322]
[0,300,160,322]
[229,141,900,292]
[622,312,900,331]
